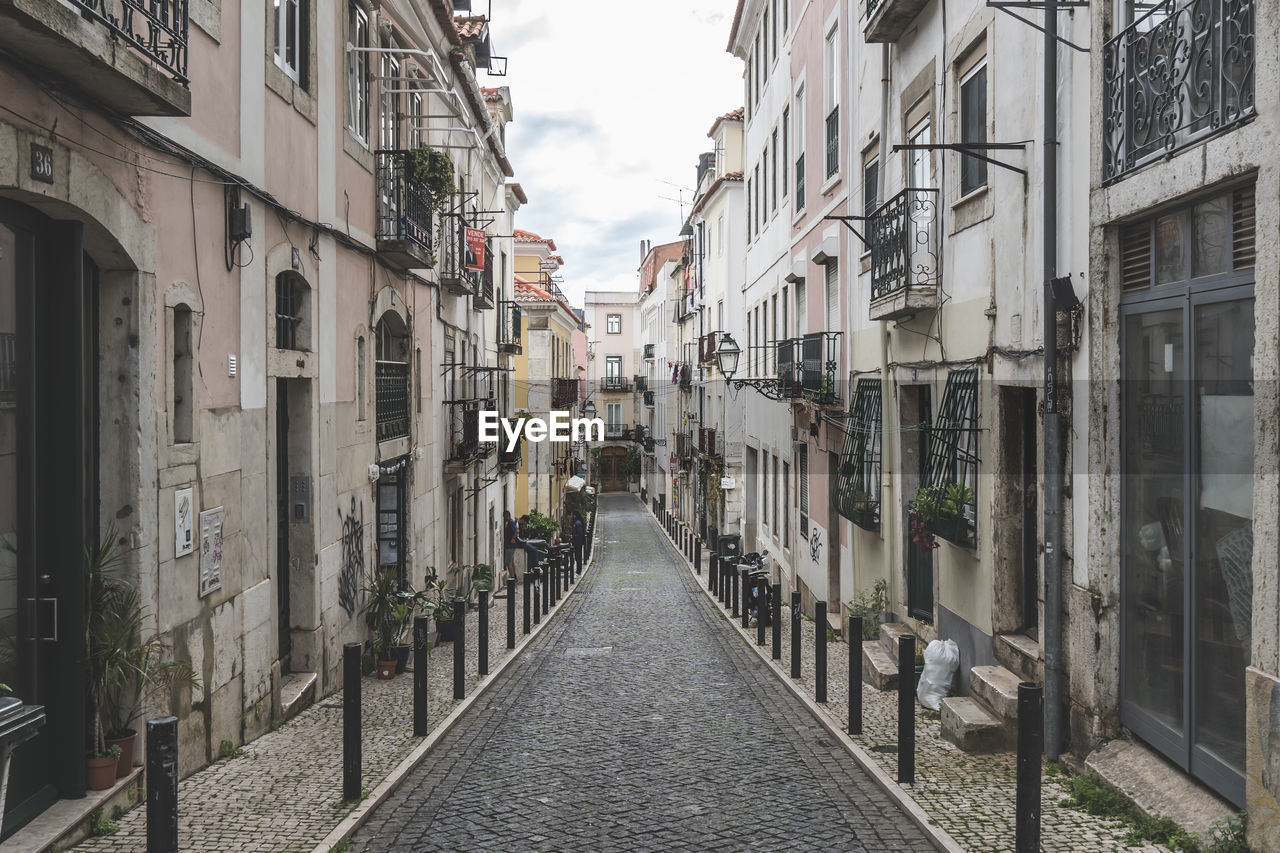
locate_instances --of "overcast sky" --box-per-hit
[496,1,743,307]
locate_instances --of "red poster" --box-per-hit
[465,227,486,271]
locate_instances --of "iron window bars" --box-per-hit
[1103,0,1255,183]
[275,274,305,351]
[800,331,843,407]
[375,360,410,442]
[445,398,484,465]
[375,151,434,256]
[834,378,882,530]
[869,188,940,302]
[551,377,578,409]
[825,106,840,179]
[475,238,495,308]
[437,194,481,295]
[644,343,656,359]
[75,0,189,83]
[922,368,979,548]
[498,300,522,354]
[644,389,656,407]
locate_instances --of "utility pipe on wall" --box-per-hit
[878,43,896,613]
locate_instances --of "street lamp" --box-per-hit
[715,332,741,378]
[582,398,597,420]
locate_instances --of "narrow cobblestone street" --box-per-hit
[351,494,933,852]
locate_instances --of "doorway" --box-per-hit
[600,446,627,491]
[827,450,841,613]
[275,378,313,673]
[997,386,1040,635]
[902,386,933,622]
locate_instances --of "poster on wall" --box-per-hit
[175,487,194,557]
[464,226,486,271]
[199,506,224,598]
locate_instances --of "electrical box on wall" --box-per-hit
[291,476,310,523]
[229,203,252,242]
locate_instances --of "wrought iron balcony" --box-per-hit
[800,332,843,407]
[676,431,692,460]
[499,437,522,470]
[864,0,932,43]
[445,399,484,467]
[0,0,191,115]
[644,343,656,360]
[1103,0,1255,182]
[604,422,631,440]
[868,188,941,321]
[499,300,522,355]
[635,375,648,392]
[825,107,840,179]
[376,151,435,269]
[376,360,410,443]
[551,377,578,409]
[678,363,692,391]
[474,239,495,308]
[776,338,803,399]
[643,390,655,407]
[437,198,481,296]
[601,376,633,393]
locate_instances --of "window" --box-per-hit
[762,451,770,528]
[377,471,405,584]
[718,299,724,330]
[379,50,401,150]
[754,164,761,231]
[794,87,806,210]
[172,305,193,443]
[605,355,622,379]
[762,145,769,220]
[771,130,779,210]
[762,10,769,81]
[746,59,753,121]
[863,154,880,219]
[449,487,463,566]
[782,0,789,33]
[781,107,790,197]
[754,35,762,103]
[606,402,622,427]
[718,215,725,256]
[797,446,808,537]
[275,272,309,351]
[825,260,839,329]
[782,286,789,337]
[824,25,840,178]
[409,89,424,149]
[908,118,932,188]
[921,368,979,547]
[607,313,622,334]
[356,335,367,420]
[783,459,791,549]
[274,0,306,83]
[771,0,779,59]
[347,3,370,142]
[834,378,882,529]
[795,279,806,336]
[960,62,989,195]
[747,177,753,240]
[772,454,779,540]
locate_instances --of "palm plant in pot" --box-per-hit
[364,571,405,679]
[428,576,457,643]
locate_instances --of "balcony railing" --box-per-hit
[643,390,655,407]
[475,239,495,308]
[868,188,941,321]
[499,300,522,354]
[635,375,648,392]
[551,377,578,409]
[825,106,839,179]
[446,399,484,466]
[800,332,843,407]
[864,0,932,43]
[1103,0,1255,182]
[602,376,633,393]
[376,360,410,443]
[375,151,434,269]
[499,435,522,470]
[776,339,803,399]
[604,422,631,440]
[644,343,656,360]
[437,197,481,296]
[676,431,691,460]
[795,153,806,210]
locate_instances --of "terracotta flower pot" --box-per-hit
[86,754,118,791]
[376,659,397,680]
[105,729,137,778]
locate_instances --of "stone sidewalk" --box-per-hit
[74,570,566,853]
[671,513,1171,853]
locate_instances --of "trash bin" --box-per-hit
[718,534,741,560]
[0,695,46,818]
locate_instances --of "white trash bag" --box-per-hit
[916,639,960,710]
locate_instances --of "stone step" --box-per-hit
[861,641,899,691]
[994,632,1043,685]
[940,696,1015,753]
[879,621,916,663]
[970,664,1023,723]
[280,671,317,722]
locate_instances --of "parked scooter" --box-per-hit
[739,552,773,626]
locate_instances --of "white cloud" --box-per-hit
[496,0,743,307]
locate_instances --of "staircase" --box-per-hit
[939,664,1021,753]
[860,622,916,691]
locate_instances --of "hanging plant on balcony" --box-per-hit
[409,147,455,202]
[909,483,974,549]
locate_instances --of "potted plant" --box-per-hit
[364,571,403,679]
[470,564,494,593]
[850,490,878,530]
[86,527,198,781]
[847,579,889,641]
[433,589,457,643]
[87,744,121,791]
[926,483,974,546]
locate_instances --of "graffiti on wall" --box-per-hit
[338,496,364,617]
[809,526,823,565]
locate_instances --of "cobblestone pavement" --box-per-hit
[76,584,540,852]
[351,494,932,853]
[683,531,1171,853]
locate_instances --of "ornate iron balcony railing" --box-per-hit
[375,360,410,442]
[800,332,843,407]
[75,0,189,82]
[1103,0,1255,182]
[604,422,630,440]
[375,151,434,259]
[446,399,483,465]
[643,390,655,407]
[499,300,522,354]
[551,377,578,409]
[602,376,632,393]
[869,187,940,302]
[644,343,656,359]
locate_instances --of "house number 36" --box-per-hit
[30,144,53,183]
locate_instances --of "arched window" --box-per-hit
[275,271,310,351]
[173,304,194,443]
[375,314,410,442]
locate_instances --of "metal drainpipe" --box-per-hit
[879,43,896,615]
[1042,0,1064,761]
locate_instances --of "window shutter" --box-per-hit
[799,445,809,536]
[795,280,807,335]
[825,261,839,330]
[1233,186,1256,270]
[1120,222,1151,291]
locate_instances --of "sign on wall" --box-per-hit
[174,487,194,557]
[199,507,224,598]
[464,227,486,271]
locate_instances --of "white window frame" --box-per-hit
[274,0,303,82]
[607,313,622,335]
[347,3,371,143]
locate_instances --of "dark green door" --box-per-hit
[0,204,93,839]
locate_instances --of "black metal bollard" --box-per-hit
[453,599,466,700]
[342,642,361,801]
[771,583,782,660]
[507,577,516,649]
[897,635,915,784]
[414,616,430,736]
[709,553,718,593]
[551,552,561,603]
[523,570,532,635]
[478,590,489,676]
[543,561,552,612]
[694,538,702,575]
[740,569,750,628]
[815,601,828,703]
[732,568,741,620]
[790,591,801,679]
[1016,682,1044,853]
[849,615,863,735]
[756,579,767,646]
[532,569,542,625]
[145,716,178,853]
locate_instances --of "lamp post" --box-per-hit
[715,332,742,380]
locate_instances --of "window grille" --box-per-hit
[834,378,881,529]
[798,445,809,538]
[275,274,304,351]
[922,369,979,546]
